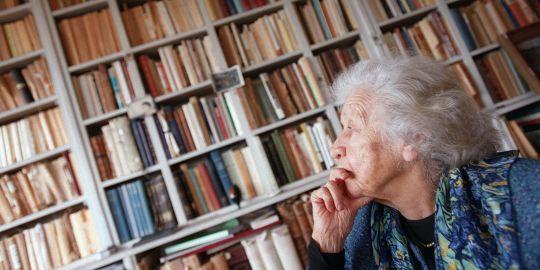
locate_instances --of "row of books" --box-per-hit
[369,0,437,22]
[90,116,155,181]
[0,154,80,225]
[73,60,142,119]
[120,0,204,47]
[58,9,121,65]
[450,0,538,51]
[0,14,40,61]
[237,57,326,129]
[0,107,68,168]
[175,145,279,217]
[296,0,357,44]
[384,11,459,61]
[315,40,370,84]
[204,0,274,20]
[0,0,24,10]
[450,62,483,107]
[505,101,539,159]
[218,10,298,67]
[261,117,335,185]
[106,175,176,243]
[0,58,53,112]
[0,209,100,270]
[138,36,217,97]
[155,95,242,158]
[47,0,86,10]
[476,50,529,102]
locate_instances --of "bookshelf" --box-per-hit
[0,0,535,269]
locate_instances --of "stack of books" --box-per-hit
[0,209,100,269]
[450,0,538,51]
[236,57,326,129]
[90,116,154,181]
[261,117,335,185]
[505,102,539,159]
[296,0,357,44]
[106,175,176,243]
[476,50,529,102]
[0,14,41,60]
[120,0,205,46]
[138,36,217,97]
[276,196,313,265]
[383,11,459,61]
[0,58,54,112]
[73,60,143,119]
[0,154,80,225]
[315,41,370,83]
[155,95,242,158]
[0,107,68,168]
[57,9,121,65]
[217,10,298,67]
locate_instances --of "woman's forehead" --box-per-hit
[342,94,371,120]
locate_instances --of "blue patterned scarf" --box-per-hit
[371,151,521,269]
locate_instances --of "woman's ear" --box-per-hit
[402,144,419,162]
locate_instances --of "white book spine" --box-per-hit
[259,74,285,120]
[112,61,133,104]
[241,238,265,270]
[182,103,205,149]
[271,225,303,270]
[256,231,283,270]
[223,91,245,135]
[10,123,22,162]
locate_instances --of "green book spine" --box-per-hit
[270,131,296,183]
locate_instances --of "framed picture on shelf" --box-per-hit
[499,21,540,94]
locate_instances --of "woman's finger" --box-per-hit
[326,180,346,211]
[329,168,352,182]
[319,186,336,212]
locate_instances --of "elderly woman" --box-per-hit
[308,56,540,270]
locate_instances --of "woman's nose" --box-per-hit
[331,145,346,160]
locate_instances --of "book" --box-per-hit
[57,9,120,65]
[204,0,274,20]
[316,40,369,83]
[0,14,40,61]
[370,0,437,21]
[296,0,357,44]
[217,10,298,67]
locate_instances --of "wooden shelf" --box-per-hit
[128,28,207,55]
[167,136,246,166]
[154,81,213,103]
[100,164,162,188]
[0,197,85,233]
[0,96,57,126]
[242,50,303,76]
[0,2,31,22]
[310,31,361,52]
[470,43,500,57]
[68,51,126,73]
[212,1,284,27]
[0,49,44,72]
[76,171,329,270]
[252,106,328,136]
[51,0,108,19]
[83,108,128,126]
[378,5,437,30]
[487,92,540,116]
[0,144,71,175]
[443,55,462,66]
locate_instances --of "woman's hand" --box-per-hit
[311,168,372,253]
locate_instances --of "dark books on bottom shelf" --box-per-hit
[90,116,156,181]
[260,117,336,185]
[106,175,176,243]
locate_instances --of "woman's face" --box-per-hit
[331,94,404,201]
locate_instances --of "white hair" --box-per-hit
[332,56,499,169]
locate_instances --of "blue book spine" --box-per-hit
[130,120,150,168]
[226,0,237,15]
[499,0,519,28]
[311,0,332,40]
[209,151,234,204]
[450,9,477,51]
[118,185,140,239]
[127,182,146,237]
[134,180,156,235]
[135,120,155,166]
[233,0,244,13]
[188,166,209,214]
[107,69,124,109]
[204,159,229,207]
[106,189,132,242]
